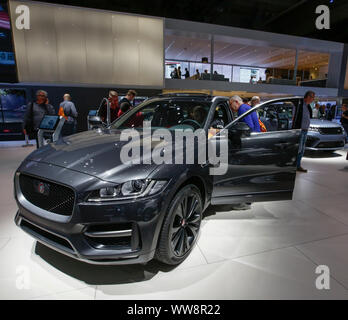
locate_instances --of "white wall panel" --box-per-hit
[9,1,164,87]
[54,7,87,83]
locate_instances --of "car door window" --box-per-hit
[113,100,211,130]
[212,98,302,205]
[208,102,231,138]
[259,105,278,132]
[235,100,297,133]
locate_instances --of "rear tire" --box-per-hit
[155,184,203,265]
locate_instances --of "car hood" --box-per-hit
[310,119,342,127]
[25,129,174,183]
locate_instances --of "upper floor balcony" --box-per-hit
[164,18,344,97]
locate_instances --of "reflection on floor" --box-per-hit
[0,146,348,299]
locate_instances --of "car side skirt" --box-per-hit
[211,190,293,205]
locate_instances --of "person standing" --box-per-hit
[340,104,348,139]
[118,90,144,127]
[59,93,78,136]
[330,104,337,120]
[170,68,177,79]
[312,102,320,119]
[250,96,266,132]
[243,97,250,105]
[171,67,179,79]
[250,96,260,107]
[325,103,332,120]
[177,66,182,79]
[118,90,137,117]
[99,90,119,124]
[184,68,190,79]
[229,95,261,132]
[23,90,55,148]
[319,104,326,118]
[292,90,315,173]
[195,69,200,79]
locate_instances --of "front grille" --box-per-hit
[319,127,343,135]
[305,136,319,147]
[317,141,345,148]
[19,174,75,216]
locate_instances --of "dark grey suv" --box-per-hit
[14,94,301,265]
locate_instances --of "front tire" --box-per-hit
[156,184,203,265]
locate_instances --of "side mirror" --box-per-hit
[228,121,251,138]
[88,116,103,129]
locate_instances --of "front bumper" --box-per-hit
[14,161,169,265]
[306,131,346,151]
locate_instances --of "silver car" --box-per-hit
[258,100,346,152]
[306,119,347,152]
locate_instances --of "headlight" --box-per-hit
[87,179,168,202]
[99,186,120,198]
[309,126,319,132]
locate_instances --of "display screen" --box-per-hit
[0,88,26,124]
[39,115,60,130]
[119,96,148,107]
[0,1,17,82]
[88,110,97,116]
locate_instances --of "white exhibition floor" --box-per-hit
[1,145,348,300]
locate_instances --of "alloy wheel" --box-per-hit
[169,192,201,257]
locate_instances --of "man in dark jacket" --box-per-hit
[23,90,55,148]
[118,90,137,117]
[340,104,348,141]
[292,90,315,172]
[59,93,78,136]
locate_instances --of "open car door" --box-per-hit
[211,97,302,205]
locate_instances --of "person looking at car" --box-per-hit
[292,90,315,173]
[118,90,144,127]
[118,90,137,117]
[325,103,332,120]
[229,95,261,132]
[23,90,55,148]
[340,104,348,137]
[59,93,78,136]
[312,103,320,119]
[242,98,250,105]
[319,104,326,119]
[99,90,119,124]
[250,96,260,107]
[250,96,267,132]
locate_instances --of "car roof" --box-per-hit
[148,94,303,104]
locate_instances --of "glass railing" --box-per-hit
[165,60,327,88]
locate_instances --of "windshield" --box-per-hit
[111,99,212,130]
